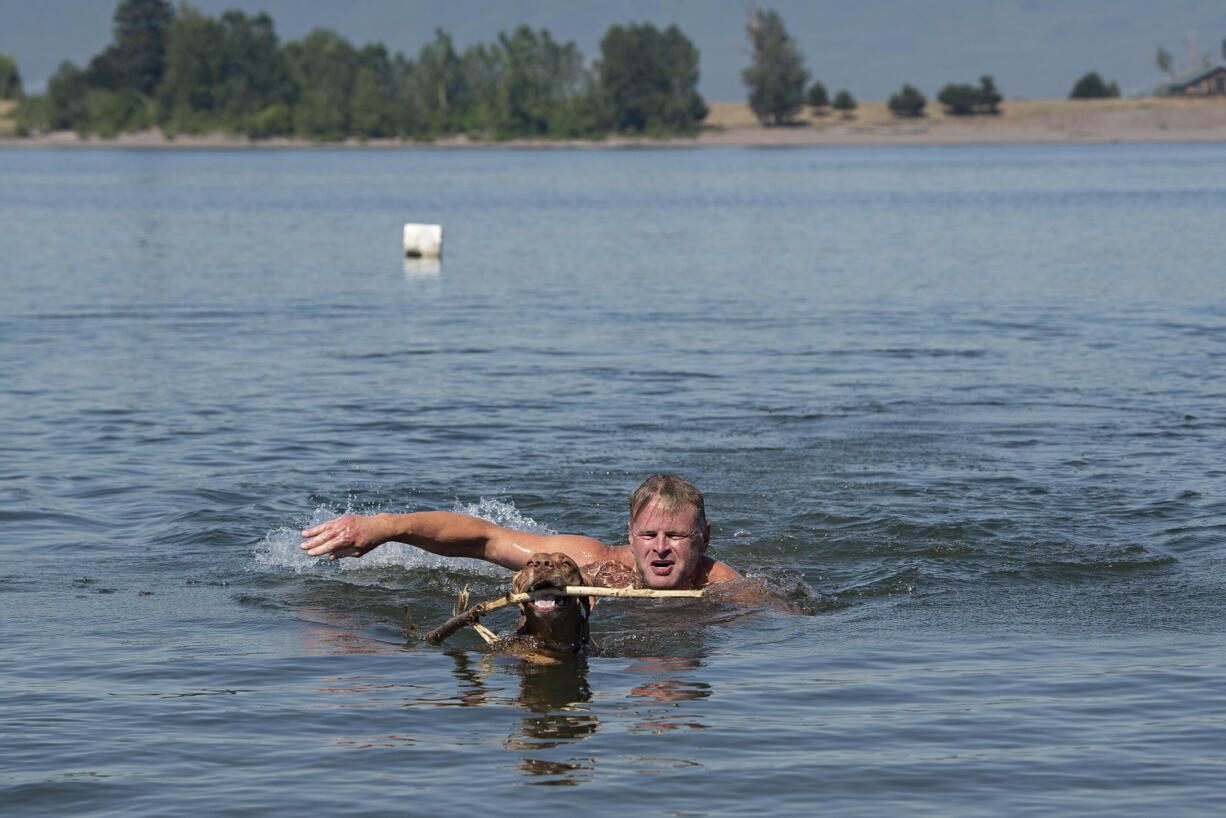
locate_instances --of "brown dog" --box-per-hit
[511,552,593,656]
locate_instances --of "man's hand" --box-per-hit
[300,514,387,560]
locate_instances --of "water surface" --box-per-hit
[3,144,1225,815]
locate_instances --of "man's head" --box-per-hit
[627,475,711,590]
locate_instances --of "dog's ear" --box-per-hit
[511,565,529,595]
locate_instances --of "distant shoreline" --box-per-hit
[3,97,1225,149]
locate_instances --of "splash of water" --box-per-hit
[253,498,555,575]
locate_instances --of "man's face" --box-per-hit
[628,500,710,589]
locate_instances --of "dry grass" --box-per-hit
[695,95,1226,146]
[3,95,1223,148]
[0,99,17,136]
[705,95,1226,130]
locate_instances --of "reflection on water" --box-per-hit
[515,756,596,786]
[301,644,720,785]
[447,651,600,786]
[505,658,599,786]
[299,623,391,655]
[626,657,711,735]
[403,257,441,277]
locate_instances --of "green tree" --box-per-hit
[1069,71,1119,99]
[216,11,293,125]
[86,0,175,94]
[888,83,926,117]
[157,7,294,135]
[45,61,90,130]
[409,29,465,135]
[87,86,152,136]
[831,89,856,117]
[349,44,395,139]
[805,80,828,110]
[938,82,975,114]
[1155,46,1175,78]
[597,22,707,134]
[0,53,22,99]
[977,75,1001,113]
[284,29,358,140]
[156,5,225,133]
[937,76,1002,115]
[741,7,809,125]
[491,26,583,137]
[454,43,500,136]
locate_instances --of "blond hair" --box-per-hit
[628,474,707,526]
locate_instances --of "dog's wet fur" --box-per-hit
[510,552,593,659]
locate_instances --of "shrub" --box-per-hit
[1069,71,1120,99]
[831,89,856,117]
[888,84,926,117]
[245,104,292,138]
[806,80,829,109]
[938,75,1002,115]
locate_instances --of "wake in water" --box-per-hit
[253,498,556,576]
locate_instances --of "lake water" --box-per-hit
[2,143,1225,816]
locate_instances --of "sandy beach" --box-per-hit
[2,96,1225,148]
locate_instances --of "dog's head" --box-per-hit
[512,552,591,653]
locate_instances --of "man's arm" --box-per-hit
[299,511,613,572]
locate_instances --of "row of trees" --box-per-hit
[739,8,1002,124]
[884,70,1124,117]
[740,9,1226,121]
[11,3,1197,138]
[884,76,1002,118]
[11,0,708,140]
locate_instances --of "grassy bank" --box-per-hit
[0,100,17,136]
[1,96,1224,148]
[706,96,1226,128]
[696,96,1226,146]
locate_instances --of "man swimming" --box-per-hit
[299,474,740,591]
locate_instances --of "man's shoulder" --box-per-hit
[701,555,742,586]
[580,546,638,589]
[581,558,642,589]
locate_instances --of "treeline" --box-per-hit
[10,0,707,140]
[7,3,1184,140]
[739,8,1136,124]
[739,8,1004,123]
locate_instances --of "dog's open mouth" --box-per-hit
[529,583,573,614]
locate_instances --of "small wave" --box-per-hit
[253,498,551,576]
[451,498,557,536]
[1020,553,1178,579]
[837,566,921,597]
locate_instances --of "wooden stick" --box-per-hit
[470,623,499,645]
[425,591,520,644]
[423,585,705,644]
[561,586,705,600]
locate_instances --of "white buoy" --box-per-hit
[403,223,443,258]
